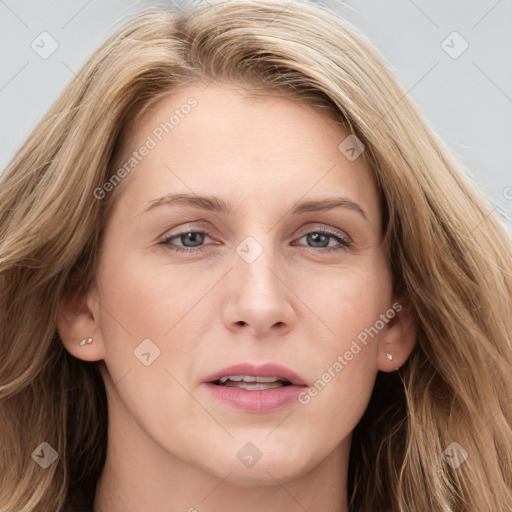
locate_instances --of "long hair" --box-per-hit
[1,1,511,510]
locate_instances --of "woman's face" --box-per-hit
[65,83,413,486]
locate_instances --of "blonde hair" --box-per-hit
[1,1,511,510]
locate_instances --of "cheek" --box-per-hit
[292,255,392,345]
[94,252,218,444]
[98,249,217,344]
[95,250,226,414]
[291,258,391,429]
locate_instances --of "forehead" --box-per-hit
[110,83,379,223]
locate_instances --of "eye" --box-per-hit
[293,229,351,253]
[159,230,214,253]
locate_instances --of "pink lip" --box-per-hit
[203,363,308,413]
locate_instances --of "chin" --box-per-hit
[200,445,315,487]
[222,463,309,487]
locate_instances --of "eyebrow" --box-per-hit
[142,193,368,221]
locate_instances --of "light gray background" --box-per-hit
[1,0,511,224]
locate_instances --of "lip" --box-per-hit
[203,363,308,413]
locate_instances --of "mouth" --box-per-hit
[203,363,308,412]
[212,375,293,391]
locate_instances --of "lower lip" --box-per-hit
[204,383,306,412]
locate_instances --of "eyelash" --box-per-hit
[159,227,351,254]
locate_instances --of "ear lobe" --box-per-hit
[377,298,417,372]
[56,290,106,362]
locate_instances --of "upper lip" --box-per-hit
[204,363,308,386]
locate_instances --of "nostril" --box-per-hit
[238,321,246,326]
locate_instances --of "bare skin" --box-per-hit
[58,83,416,512]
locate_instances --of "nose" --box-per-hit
[222,242,296,337]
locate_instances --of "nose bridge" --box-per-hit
[223,232,295,336]
[234,233,283,301]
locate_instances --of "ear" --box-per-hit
[377,297,417,372]
[56,288,107,362]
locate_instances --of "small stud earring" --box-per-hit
[386,352,393,361]
[79,337,93,346]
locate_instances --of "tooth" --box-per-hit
[224,381,284,390]
[245,383,281,390]
[227,375,244,381]
[255,376,279,382]
[242,376,257,382]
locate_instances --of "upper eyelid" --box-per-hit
[162,223,348,236]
